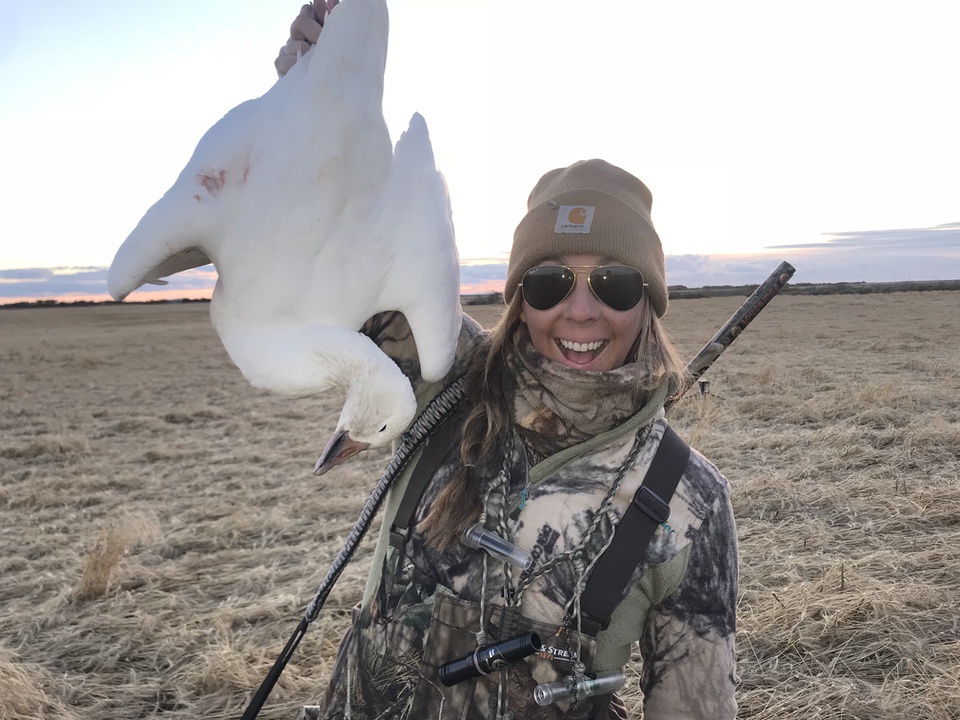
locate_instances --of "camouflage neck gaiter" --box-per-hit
[506,326,647,459]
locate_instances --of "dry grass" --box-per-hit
[0,292,958,718]
[0,649,82,720]
[75,512,162,600]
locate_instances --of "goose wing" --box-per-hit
[109,0,459,403]
[366,112,462,382]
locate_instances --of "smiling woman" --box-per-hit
[520,259,650,371]
[298,158,738,720]
[508,160,686,384]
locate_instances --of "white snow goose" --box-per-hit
[108,0,462,474]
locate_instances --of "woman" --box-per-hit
[278,11,738,720]
[322,161,738,720]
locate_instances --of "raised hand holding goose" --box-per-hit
[107,0,462,473]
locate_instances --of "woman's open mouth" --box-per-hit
[556,338,607,365]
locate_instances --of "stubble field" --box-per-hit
[1,291,959,719]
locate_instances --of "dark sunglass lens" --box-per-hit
[589,266,644,310]
[522,266,575,310]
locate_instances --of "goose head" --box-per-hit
[313,340,417,475]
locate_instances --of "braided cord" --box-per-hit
[516,425,649,607]
[476,471,501,649]
[305,377,467,622]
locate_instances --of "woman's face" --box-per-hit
[519,254,646,372]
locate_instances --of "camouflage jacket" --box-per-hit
[306,313,737,720]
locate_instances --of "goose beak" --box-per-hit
[314,428,371,475]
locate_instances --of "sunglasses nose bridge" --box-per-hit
[564,270,605,317]
[565,267,600,302]
[579,267,613,308]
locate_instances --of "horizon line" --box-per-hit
[6,276,960,308]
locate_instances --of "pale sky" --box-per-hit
[1,0,959,297]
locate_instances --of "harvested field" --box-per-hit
[1,292,959,719]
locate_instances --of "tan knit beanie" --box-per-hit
[505,159,668,317]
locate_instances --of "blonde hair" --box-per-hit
[418,294,524,549]
[419,292,688,550]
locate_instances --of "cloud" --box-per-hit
[459,263,507,284]
[771,222,960,253]
[458,263,507,295]
[664,254,711,275]
[663,221,960,286]
[0,265,217,300]
[760,221,960,283]
[3,221,960,304]
[0,268,54,280]
[0,267,108,297]
[666,255,783,287]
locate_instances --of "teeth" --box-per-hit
[559,339,605,352]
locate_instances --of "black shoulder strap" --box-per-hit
[388,409,462,549]
[578,424,691,637]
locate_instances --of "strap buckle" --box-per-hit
[389,527,409,549]
[632,486,671,525]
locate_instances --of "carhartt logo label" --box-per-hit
[555,205,595,234]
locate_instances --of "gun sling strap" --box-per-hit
[388,406,463,550]
[390,418,691,637]
[577,424,690,636]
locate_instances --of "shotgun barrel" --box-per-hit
[669,260,796,406]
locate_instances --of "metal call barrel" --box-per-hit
[461,523,533,570]
[438,632,541,687]
[533,670,626,706]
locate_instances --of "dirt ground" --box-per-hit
[1,292,958,719]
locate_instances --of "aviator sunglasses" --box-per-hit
[520,265,648,312]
